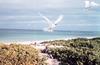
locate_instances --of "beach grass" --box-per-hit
[0,43,46,65]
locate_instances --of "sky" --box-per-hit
[0,0,100,31]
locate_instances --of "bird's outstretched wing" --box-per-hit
[84,0,90,8]
[54,15,63,25]
[38,12,53,25]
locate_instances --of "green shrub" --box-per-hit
[45,38,100,65]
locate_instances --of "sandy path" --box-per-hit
[40,53,60,65]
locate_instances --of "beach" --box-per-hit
[0,36,98,51]
[0,36,97,44]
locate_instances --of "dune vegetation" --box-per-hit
[44,37,100,65]
[0,44,46,65]
[0,37,100,65]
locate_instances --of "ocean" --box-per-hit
[0,29,100,42]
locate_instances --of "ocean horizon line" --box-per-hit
[0,28,100,32]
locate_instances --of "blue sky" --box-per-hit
[0,0,100,31]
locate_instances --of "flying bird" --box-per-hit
[39,13,63,32]
[84,0,99,8]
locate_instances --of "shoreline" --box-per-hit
[0,36,99,45]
